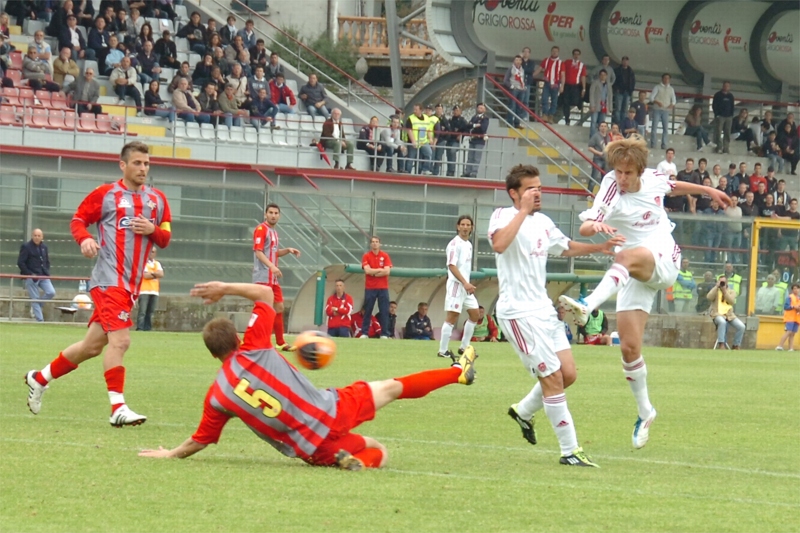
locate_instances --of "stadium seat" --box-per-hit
[258,129,273,145]
[188,53,201,66]
[243,125,258,144]
[50,93,70,110]
[32,107,51,128]
[276,112,291,129]
[5,69,22,85]
[285,127,299,147]
[341,118,356,137]
[8,25,22,35]
[0,105,18,126]
[228,125,245,143]
[2,87,21,106]
[78,112,98,131]
[200,122,215,140]
[285,79,299,96]
[174,4,188,21]
[23,19,45,36]
[146,18,173,34]
[216,126,230,142]
[21,107,34,127]
[35,90,52,108]
[96,114,120,134]
[48,110,66,129]
[176,52,188,64]
[76,26,87,42]
[175,38,189,53]
[185,121,201,139]
[19,88,35,107]
[83,60,99,77]
[9,51,23,70]
[64,110,77,130]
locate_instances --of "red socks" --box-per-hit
[35,352,78,386]
[354,447,385,468]
[394,367,461,399]
[274,312,286,346]
[104,366,126,414]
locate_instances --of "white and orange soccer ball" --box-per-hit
[71,294,93,311]
[293,331,337,370]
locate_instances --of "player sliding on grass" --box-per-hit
[138,281,478,470]
[559,136,732,449]
[489,164,624,467]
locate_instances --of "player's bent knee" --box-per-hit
[561,367,577,388]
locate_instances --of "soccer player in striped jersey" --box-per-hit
[490,164,623,467]
[253,203,300,351]
[24,142,172,427]
[438,215,481,359]
[559,136,731,448]
[138,281,478,470]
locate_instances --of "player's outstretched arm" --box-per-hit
[190,282,274,305]
[671,181,733,207]
[561,235,626,257]
[579,220,618,237]
[139,438,207,459]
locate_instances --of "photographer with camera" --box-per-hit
[707,275,746,349]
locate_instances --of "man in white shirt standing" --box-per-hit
[649,73,676,150]
[438,215,481,359]
[489,164,623,468]
[656,147,677,178]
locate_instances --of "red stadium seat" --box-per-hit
[5,69,22,85]
[35,90,52,108]
[50,93,69,110]
[78,112,98,131]
[64,110,77,130]
[21,107,34,127]
[48,110,66,129]
[2,87,20,106]
[9,51,23,70]
[95,114,123,134]
[19,88,35,107]
[32,107,50,128]
[0,105,18,126]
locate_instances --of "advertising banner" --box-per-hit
[763,10,799,86]
[603,1,682,74]
[471,0,599,64]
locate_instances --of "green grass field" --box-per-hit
[1,323,798,533]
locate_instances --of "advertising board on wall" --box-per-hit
[763,10,799,86]
[603,1,682,74]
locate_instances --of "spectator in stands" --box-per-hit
[716,175,729,196]
[695,271,716,314]
[380,115,406,173]
[220,15,237,47]
[777,113,796,138]
[693,157,710,184]
[632,90,647,137]
[741,190,757,217]
[558,48,585,126]
[237,19,256,50]
[59,14,95,61]
[299,73,330,119]
[531,45,561,124]
[115,8,131,37]
[211,46,229,77]
[173,76,203,122]
[247,64,269,103]
[128,7,144,36]
[7,0,38,26]
[100,5,117,33]
[588,69,611,139]
[708,276,745,349]
[577,309,612,346]
[775,198,800,252]
[218,83,246,128]
[764,132,784,174]
[224,34,247,63]
[463,102,489,178]
[250,39,268,73]
[432,104,458,176]
[52,46,79,86]
[609,56,634,124]
[755,182,769,209]
[774,179,791,208]
[649,73,676,150]
[664,174,686,213]
[710,163,723,187]
[126,0,150,17]
[404,303,433,341]
[17,228,55,323]
[64,67,101,115]
[684,104,712,151]
[208,66,226,94]
[31,30,53,67]
[167,60,192,94]
[756,274,784,315]
[519,46,534,112]
[321,107,355,170]
[102,33,123,75]
[721,163,737,191]
[764,166,778,194]
[73,0,94,28]
[588,121,610,181]
[735,161,749,191]
[325,279,353,338]
[703,198,725,263]
[609,123,624,142]
[153,0,177,21]
[22,45,59,92]
[620,107,638,138]
[110,55,142,111]
[98,1,124,16]
[777,122,799,175]
[387,301,398,338]
[205,18,218,41]
[503,54,525,129]
[136,40,162,85]
[197,80,223,126]
[225,63,247,108]
[471,306,499,342]
[143,79,174,122]
[192,53,214,87]
[749,162,766,192]
[176,11,205,55]
[672,258,696,313]
[351,306,381,339]
[269,73,295,114]
[358,116,384,172]
[712,81,734,154]
[47,0,74,38]
[235,47,251,78]
[266,52,284,81]
[404,103,433,174]
[731,108,756,152]
[249,86,279,131]
[656,147,677,178]
[206,33,222,56]
[154,29,179,69]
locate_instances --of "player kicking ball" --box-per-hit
[559,136,732,449]
[438,215,481,360]
[489,165,624,467]
[139,281,478,470]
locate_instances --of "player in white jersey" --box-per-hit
[489,164,624,467]
[438,215,481,359]
[559,137,731,449]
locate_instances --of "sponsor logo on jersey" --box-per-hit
[248,313,258,327]
[538,362,547,372]
[147,200,157,210]
[118,198,132,209]
[655,197,661,206]
[642,211,652,220]
[118,216,156,230]
[117,311,129,321]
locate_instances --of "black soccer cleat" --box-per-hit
[437,349,455,359]
[508,404,537,445]
[559,447,599,468]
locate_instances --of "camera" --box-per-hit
[719,281,726,287]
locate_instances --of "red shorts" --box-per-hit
[88,286,135,332]
[305,381,376,466]
[256,282,283,304]
[584,334,604,345]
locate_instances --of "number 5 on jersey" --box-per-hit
[234,379,283,418]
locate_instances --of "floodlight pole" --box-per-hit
[385,0,405,110]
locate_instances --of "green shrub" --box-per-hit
[272,26,359,89]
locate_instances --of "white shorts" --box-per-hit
[444,279,479,313]
[498,314,570,379]
[617,241,681,313]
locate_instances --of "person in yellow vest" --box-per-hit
[767,268,789,313]
[404,103,433,175]
[716,262,742,297]
[707,275,745,349]
[776,283,800,351]
[672,258,695,313]
[136,248,164,331]
[577,308,612,345]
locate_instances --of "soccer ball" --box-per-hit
[293,331,337,370]
[71,294,93,310]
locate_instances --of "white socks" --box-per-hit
[460,320,477,351]
[439,322,454,354]
[39,364,53,384]
[516,382,544,420]
[622,356,653,419]
[109,391,125,406]
[585,263,630,312]
[543,393,578,455]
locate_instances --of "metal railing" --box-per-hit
[0,273,89,321]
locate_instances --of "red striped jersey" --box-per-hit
[253,222,279,285]
[191,302,339,459]
[561,59,586,85]
[540,57,562,86]
[71,180,171,296]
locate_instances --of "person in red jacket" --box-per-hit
[326,279,354,337]
[269,73,296,115]
[351,307,381,338]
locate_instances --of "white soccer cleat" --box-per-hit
[109,405,147,428]
[632,408,657,449]
[24,370,47,415]
[559,295,589,326]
